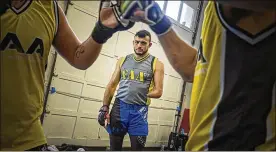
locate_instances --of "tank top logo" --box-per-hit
[121,69,148,83]
[0,32,44,57]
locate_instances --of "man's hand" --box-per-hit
[91,0,135,44]
[120,0,172,36]
[98,105,110,127]
[100,5,118,29]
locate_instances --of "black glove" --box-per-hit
[91,0,135,44]
[98,105,109,126]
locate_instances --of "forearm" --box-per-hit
[158,29,197,82]
[54,32,103,70]
[102,86,116,106]
[147,88,162,98]
[72,37,103,70]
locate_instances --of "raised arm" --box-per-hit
[158,30,197,82]
[53,2,134,70]
[53,5,101,70]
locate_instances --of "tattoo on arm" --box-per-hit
[75,45,85,59]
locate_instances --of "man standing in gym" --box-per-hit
[98,30,165,151]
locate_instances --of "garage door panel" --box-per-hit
[148,108,160,122]
[184,82,193,108]
[128,22,143,34]
[82,85,105,100]
[159,109,175,122]
[173,25,193,45]
[52,78,83,96]
[102,33,118,57]
[67,5,97,42]
[160,75,169,100]
[148,124,158,142]
[48,93,80,112]
[184,1,200,9]
[149,42,161,59]
[55,55,86,79]
[123,139,131,147]
[78,100,102,117]
[163,76,182,101]
[161,100,178,110]
[149,98,162,108]
[44,115,76,138]
[85,55,115,86]
[115,32,135,57]
[99,127,109,140]
[73,118,99,139]
[45,48,56,83]
[71,1,100,16]
[169,63,182,78]
[43,115,52,137]
[149,43,171,75]
[158,126,172,142]
[163,59,172,76]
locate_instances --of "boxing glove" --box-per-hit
[120,0,172,36]
[91,0,135,44]
[98,105,109,126]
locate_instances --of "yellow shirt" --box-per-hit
[0,0,58,150]
[186,2,275,151]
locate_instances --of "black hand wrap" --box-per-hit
[98,105,109,126]
[91,21,115,44]
[91,0,135,44]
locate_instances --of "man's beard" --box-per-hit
[134,49,148,56]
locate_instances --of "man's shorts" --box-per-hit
[106,98,148,136]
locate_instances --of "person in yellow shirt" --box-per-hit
[119,0,276,150]
[0,0,134,150]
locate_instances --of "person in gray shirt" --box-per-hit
[98,30,164,151]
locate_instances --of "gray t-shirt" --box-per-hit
[116,54,156,105]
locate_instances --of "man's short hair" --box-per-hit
[135,30,151,42]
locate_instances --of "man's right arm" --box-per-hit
[102,57,123,106]
[159,29,197,82]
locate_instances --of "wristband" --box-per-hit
[150,15,172,36]
[91,21,115,44]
